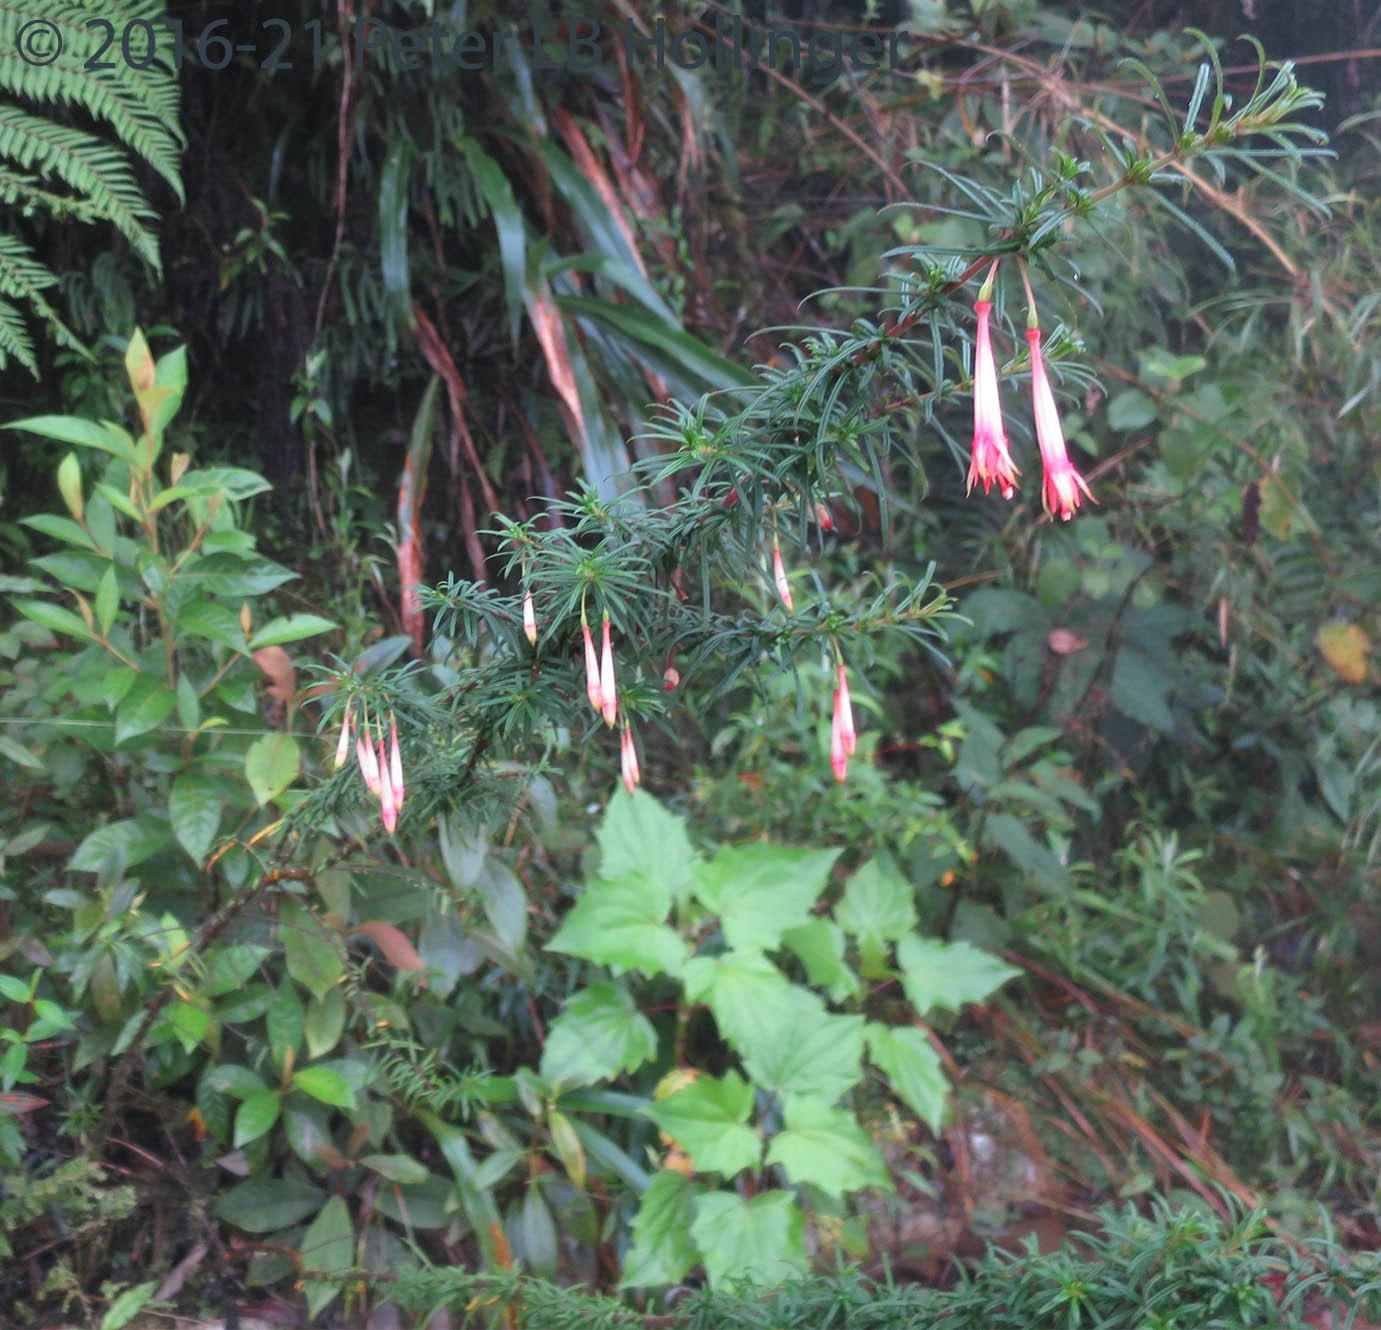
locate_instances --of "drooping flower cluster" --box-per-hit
[336,702,406,834]
[580,605,642,794]
[966,262,1095,523]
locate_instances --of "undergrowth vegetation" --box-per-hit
[0,1,1379,1327]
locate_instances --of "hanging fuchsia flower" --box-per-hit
[836,664,856,756]
[378,738,398,833]
[388,715,405,808]
[333,702,353,770]
[356,726,380,797]
[600,614,617,728]
[523,589,538,645]
[620,722,641,794]
[830,684,849,783]
[583,621,603,712]
[967,301,1021,500]
[1025,328,1095,522]
[772,540,793,611]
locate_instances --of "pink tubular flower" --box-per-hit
[356,728,380,797]
[836,664,856,756]
[333,702,353,770]
[389,716,405,808]
[620,722,640,794]
[378,739,398,833]
[830,686,848,783]
[664,660,680,691]
[773,541,793,611]
[523,589,538,646]
[967,301,1020,500]
[1025,328,1095,522]
[583,622,603,712]
[600,615,618,728]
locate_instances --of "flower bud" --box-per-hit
[664,664,680,691]
[523,589,538,645]
[379,744,398,833]
[583,622,603,712]
[333,703,353,770]
[357,730,380,797]
[836,664,856,756]
[620,723,641,794]
[830,690,848,783]
[600,615,617,728]
[389,716,405,807]
[773,541,793,611]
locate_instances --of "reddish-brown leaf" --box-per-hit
[352,920,424,971]
[252,646,297,702]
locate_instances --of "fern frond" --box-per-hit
[0,295,38,375]
[0,1,183,199]
[0,230,85,374]
[0,107,160,266]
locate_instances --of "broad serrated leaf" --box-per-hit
[834,856,916,952]
[780,918,861,1003]
[596,788,697,908]
[689,1190,807,1289]
[896,935,1020,1016]
[642,1071,760,1177]
[620,1169,705,1288]
[764,1097,891,1199]
[547,871,688,978]
[539,982,657,1090]
[865,1023,950,1132]
[690,843,839,952]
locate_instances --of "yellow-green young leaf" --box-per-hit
[93,482,141,521]
[95,565,118,636]
[1317,622,1370,684]
[57,453,82,521]
[245,733,300,805]
[293,1065,356,1109]
[234,1089,282,1147]
[547,1111,586,1188]
[896,936,1021,1016]
[126,328,156,392]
